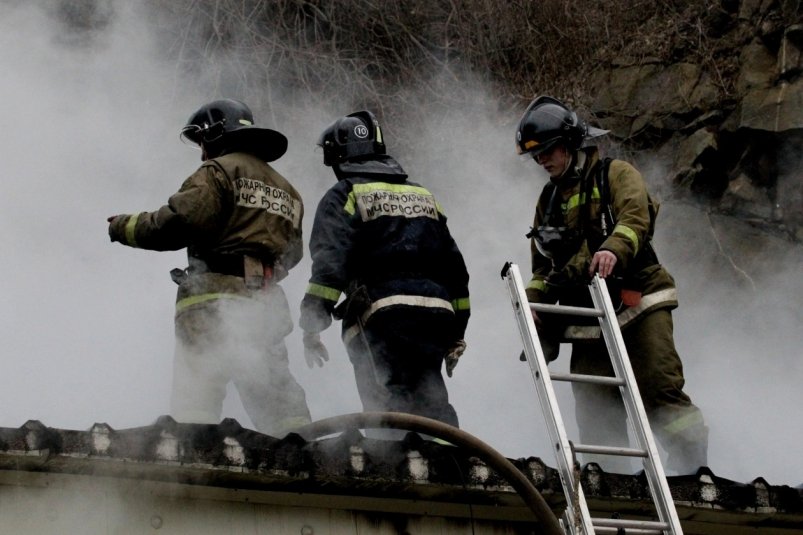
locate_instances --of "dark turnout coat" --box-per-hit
[300,155,469,341]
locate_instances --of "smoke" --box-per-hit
[657,204,803,483]
[2,1,802,488]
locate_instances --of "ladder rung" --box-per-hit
[573,443,648,457]
[592,517,669,534]
[592,527,664,535]
[593,518,669,531]
[530,302,603,318]
[550,372,626,386]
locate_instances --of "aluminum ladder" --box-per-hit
[501,262,683,535]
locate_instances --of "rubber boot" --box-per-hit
[541,334,561,363]
[664,425,709,475]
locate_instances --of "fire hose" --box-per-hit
[295,411,563,535]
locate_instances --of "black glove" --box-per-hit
[444,339,467,378]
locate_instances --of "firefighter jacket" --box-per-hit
[109,152,303,306]
[526,146,677,334]
[300,155,470,342]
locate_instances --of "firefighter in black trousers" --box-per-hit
[300,111,470,430]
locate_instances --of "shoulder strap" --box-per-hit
[578,157,609,235]
[597,157,612,208]
[542,181,559,223]
[597,157,615,233]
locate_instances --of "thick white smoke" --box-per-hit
[1,1,801,487]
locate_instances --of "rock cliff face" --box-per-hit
[589,0,803,240]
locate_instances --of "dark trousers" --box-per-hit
[344,308,459,428]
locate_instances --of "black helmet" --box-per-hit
[515,96,607,157]
[180,99,288,161]
[317,110,386,166]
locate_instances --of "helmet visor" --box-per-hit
[520,136,562,158]
[179,120,226,147]
[179,125,203,147]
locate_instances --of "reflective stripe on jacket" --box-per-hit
[341,294,456,344]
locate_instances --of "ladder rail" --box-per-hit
[503,263,595,534]
[589,276,684,533]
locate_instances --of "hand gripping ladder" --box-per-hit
[501,262,683,535]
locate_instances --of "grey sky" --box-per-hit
[2,2,801,486]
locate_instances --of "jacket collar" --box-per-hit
[553,146,600,192]
[333,155,408,183]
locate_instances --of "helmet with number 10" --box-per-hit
[317,110,386,166]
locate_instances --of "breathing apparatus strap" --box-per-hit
[580,159,600,237]
[543,182,559,227]
[596,157,615,236]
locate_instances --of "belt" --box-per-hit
[186,255,275,289]
[189,255,272,276]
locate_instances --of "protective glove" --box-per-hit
[302,330,329,369]
[107,214,131,244]
[444,339,467,378]
[107,215,123,243]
